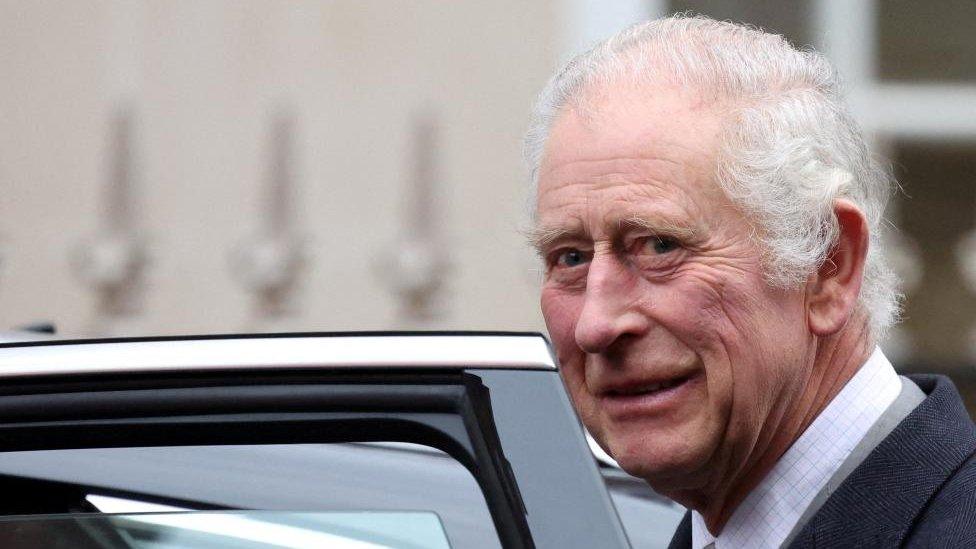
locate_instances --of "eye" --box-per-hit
[555,248,589,268]
[646,236,680,254]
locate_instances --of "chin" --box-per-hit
[603,427,711,488]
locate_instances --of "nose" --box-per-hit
[574,252,648,354]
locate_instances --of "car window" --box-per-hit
[600,467,687,548]
[587,432,687,546]
[0,442,502,549]
[0,508,451,549]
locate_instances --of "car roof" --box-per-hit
[0,329,58,344]
[0,332,556,378]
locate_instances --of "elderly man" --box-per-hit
[527,15,976,548]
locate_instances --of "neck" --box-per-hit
[677,318,874,535]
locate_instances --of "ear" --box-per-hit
[806,199,869,336]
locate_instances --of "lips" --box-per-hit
[605,375,689,396]
[599,371,700,418]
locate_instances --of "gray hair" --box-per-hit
[524,15,900,339]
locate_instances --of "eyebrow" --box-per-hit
[526,214,701,255]
[618,215,700,241]
[524,224,582,255]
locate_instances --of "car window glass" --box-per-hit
[0,508,450,549]
[600,467,687,548]
[0,442,502,549]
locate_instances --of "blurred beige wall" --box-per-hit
[0,1,567,336]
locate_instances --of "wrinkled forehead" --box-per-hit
[541,84,724,175]
[535,85,730,220]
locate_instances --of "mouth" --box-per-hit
[606,375,690,396]
[599,371,700,418]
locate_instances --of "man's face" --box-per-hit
[535,87,812,491]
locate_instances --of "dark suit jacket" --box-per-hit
[668,375,976,548]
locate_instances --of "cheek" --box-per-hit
[685,275,808,412]
[640,275,731,354]
[642,277,745,402]
[711,279,808,360]
[540,287,589,396]
[540,287,582,355]
[673,270,771,345]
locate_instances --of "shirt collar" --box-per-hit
[691,347,901,549]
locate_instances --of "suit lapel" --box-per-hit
[789,375,976,547]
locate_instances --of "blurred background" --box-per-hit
[2,1,976,408]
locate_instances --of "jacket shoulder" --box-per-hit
[906,451,976,547]
[790,375,976,548]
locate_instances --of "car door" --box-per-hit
[0,334,632,548]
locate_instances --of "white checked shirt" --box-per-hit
[691,347,902,549]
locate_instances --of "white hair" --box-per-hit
[525,15,900,339]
